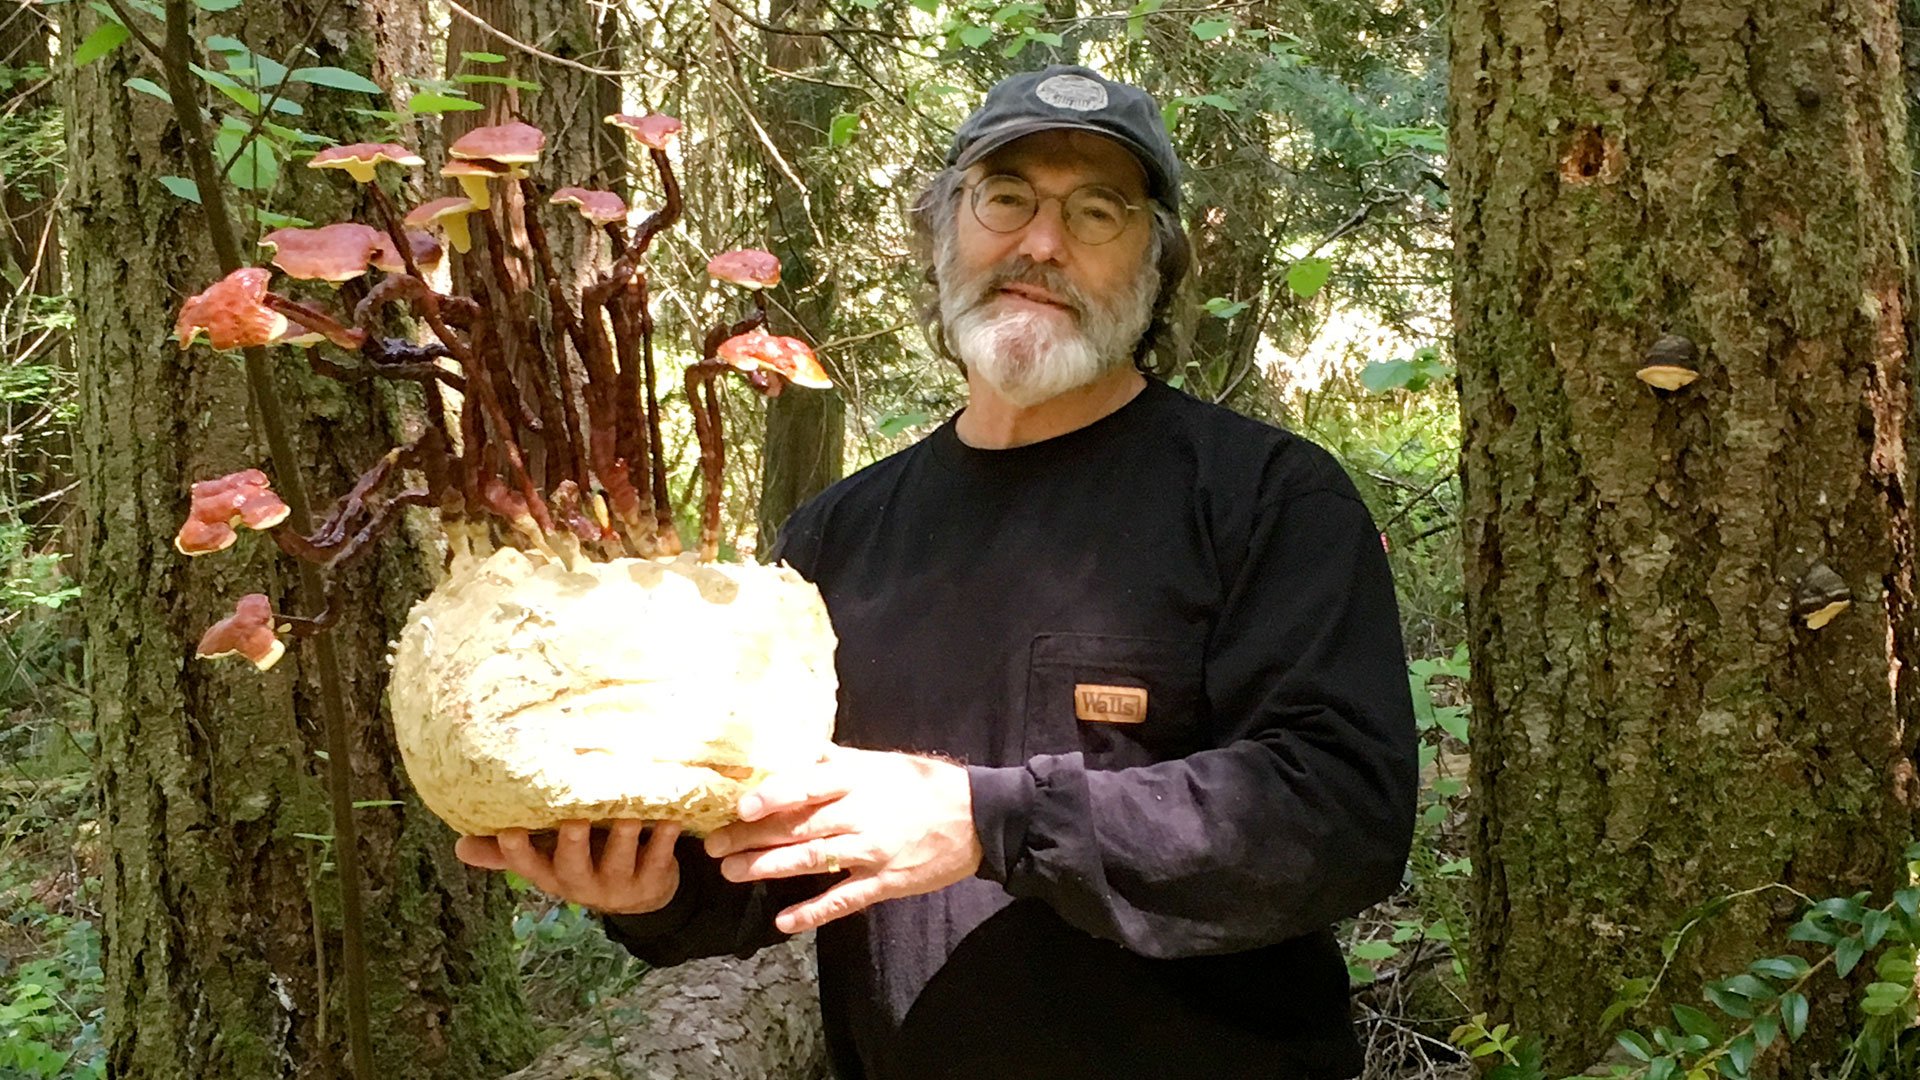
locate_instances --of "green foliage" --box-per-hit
[0,908,104,1080]
[1451,847,1920,1078]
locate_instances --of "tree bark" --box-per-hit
[66,3,536,1076]
[1452,0,1920,1069]
[505,938,828,1080]
[754,0,845,554]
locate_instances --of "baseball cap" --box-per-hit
[946,66,1182,210]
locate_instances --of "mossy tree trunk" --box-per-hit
[65,3,536,1076]
[1451,0,1920,1070]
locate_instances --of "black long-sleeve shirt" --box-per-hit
[603,379,1418,1079]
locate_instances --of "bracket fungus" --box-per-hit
[196,593,287,671]
[172,111,839,836]
[1794,562,1853,630]
[1636,334,1701,391]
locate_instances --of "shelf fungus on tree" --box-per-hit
[169,110,840,837]
[1636,334,1701,391]
[605,112,684,152]
[196,593,288,671]
[175,469,291,555]
[707,248,782,290]
[1794,562,1853,630]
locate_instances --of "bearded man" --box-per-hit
[458,66,1418,1080]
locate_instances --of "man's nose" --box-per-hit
[1015,201,1070,265]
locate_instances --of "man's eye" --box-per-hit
[1078,205,1118,224]
[988,192,1032,209]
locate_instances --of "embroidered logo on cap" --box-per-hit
[1035,74,1108,112]
[1075,683,1147,724]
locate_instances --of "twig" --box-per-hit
[445,0,648,76]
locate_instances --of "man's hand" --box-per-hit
[454,819,683,915]
[702,747,984,934]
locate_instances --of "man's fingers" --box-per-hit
[497,829,564,895]
[705,802,850,858]
[737,762,852,822]
[640,822,683,878]
[598,819,646,880]
[775,874,889,934]
[550,820,595,890]
[720,839,855,882]
[455,835,506,870]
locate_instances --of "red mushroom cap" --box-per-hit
[604,113,683,151]
[403,197,478,254]
[259,223,390,283]
[448,121,545,165]
[195,593,286,671]
[369,230,445,276]
[176,468,291,555]
[550,187,628,225]
[308,142,424,182]
[706,249,781,290]
[716,329,831,390]
[175,268,289,351]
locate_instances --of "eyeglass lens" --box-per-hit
[971,175,1133,245]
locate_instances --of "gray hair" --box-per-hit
[907,166,1193,375]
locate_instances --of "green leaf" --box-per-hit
[406,91,484,113]
[351,799,403,809]
[1725,1032,1756,1077]
[253,207,312,228]
[828,111,860,148]
[1646,1055,1677,1080]
[1670,1004,1721,1044]
[1346,961,1375,985]
[157,175,201,203]
[1875,945,1916,983]
[1189,17,1231,40]
[124,76,171,102]
[1349,940,1398,961]
[1360,360,1413,394]
[460,50,508,63]
[958,24,992,47]
[215,127,280,191]
[1193,93,1237,112]
[1780,992,1808,1041]
[1748,956,1806,980]
[205,34,250,54]
[1787,919,1840,946]
[876,411,929,438]
[909,0,940,11]
[71,22,130,67]
[454,72,541,91]
[1703,982,1755,1019]
[1750,1013,1779,1050]
[1435,706,1470,743]
[1861,908,1892,948]
[292,832,333,842]
[1835,935,1865,977]
[290,66,384,94]
[1201,296,1248,319]
[1286,256,1334,299]
[194,0,243,9]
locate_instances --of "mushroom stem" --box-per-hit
[516,178,597,503]
[685,362,728,561]
[260,293,367,350]
[474,205,549,443]
[606,280,658,542]
[365,184,425,282]
[638,276,675,551]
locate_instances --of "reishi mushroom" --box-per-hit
[441,159,512,211]
[370,230,446,277]
[1636,333,1701,391]
[195,593,287,670]
[707,249,782,290]
[404,197,479,254]
[551,187,628,226]
[175,468,291,556]
[716,329,831,390]
[175,267,289,351]
[605,113,683,151]
[448,121,545,168]
[1794,562,1853,630]
[307,142,424,183]
[259,223,390,283]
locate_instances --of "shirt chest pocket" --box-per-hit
[1023,634,1208,769]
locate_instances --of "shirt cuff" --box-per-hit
[967,764,1037,884]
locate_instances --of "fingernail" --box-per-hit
[738,795,762,820]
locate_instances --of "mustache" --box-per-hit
[968,261,1088,319]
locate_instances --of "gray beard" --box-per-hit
[936,235,1159,409]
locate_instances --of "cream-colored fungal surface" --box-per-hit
[390,547,838,836]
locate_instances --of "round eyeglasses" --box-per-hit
[965,174,1142,246]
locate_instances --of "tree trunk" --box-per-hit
[1452,0,1920,1069]
[505,938,828,1080]
[754,0,844,554]
[66,4,536,1076]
